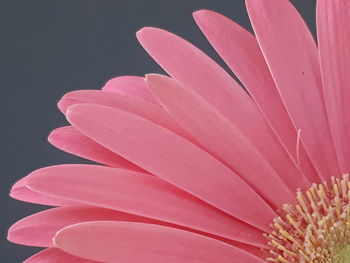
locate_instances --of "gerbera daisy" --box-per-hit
[8,0,350,262]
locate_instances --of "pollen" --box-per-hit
[266,174,350,263]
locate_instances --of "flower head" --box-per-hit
[8,0,350,262]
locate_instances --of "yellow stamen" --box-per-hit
[267,174,350,262]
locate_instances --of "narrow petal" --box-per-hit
[146,74,303,205]
[24,248,100,263]
[48,126,143,171]
[10,177,75,206]
[26,164,267,247]
[58,90,189,140]
[193,10,318,182]
[54,222,266,263]
[101,75,158,105]
[246,0,340,179]
[8,206,155,247]
[317,0,350,173]
[66,104,276,231]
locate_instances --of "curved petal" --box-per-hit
[193,10,318,182]
[48,126,143,171]
[246,0,340,179]
[317,0,350,173]
[101,75,158,105]
[65,104,276,231]
[24,248,100,263]
[8,206,157,247]
[10,176,75,206]
[136,27,299,185]
[54,222,266,263]
[146,74,303,205]
[26,164,267,247]
[57,90,189,140]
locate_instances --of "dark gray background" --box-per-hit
[1,0,316,262]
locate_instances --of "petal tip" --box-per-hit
[52,224,76,249]
[144,73,166,82]
[136,27,169,44]
[136,27,154,41]
[65,104,82,120]
[145,74,173,93]
[57,97,69,114]
[47,126,70,146]
[57,92,77,114]
[6,229,13,243]
[192,9,214,20]
[7,221,24,244]
[47,129,59,145]
[65,103,97,127]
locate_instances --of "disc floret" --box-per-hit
[267,174,350,262]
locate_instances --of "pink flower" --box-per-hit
[8,0,350,262]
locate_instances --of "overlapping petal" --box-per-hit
[8,206,159,247]
[10,176,76,206]
[66,104,276,230]
[49,126,142,171]
[58,90,189,140]
[54,222,265,263]
[146,74,301,205]
[25,164,266,246]
[136,26,305,191]
[101,75,158,105]
[193,9,319,182]
[246,0,340,179]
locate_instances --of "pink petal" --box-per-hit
[66,104,276,231]
[26,164,267,247]
[10,177,75,206]
[137,27,303,188]
[146,74,304,205]
[137,27,248,120]
[246,0,340,179]
[102,75,159,105]
[317,0,350,173]
[57,90,189,140]
[193,10,318,182]
[24,248,100,263]
[8,205,156,247]
[54,222,266,263]
[49,126,143,171]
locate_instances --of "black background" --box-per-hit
[1,0,316,261]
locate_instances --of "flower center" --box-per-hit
[266,174,350,262]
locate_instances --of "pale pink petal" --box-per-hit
[26,164,267,247]
[48,126,143,171]
[146,74,305,205]
[66,104,276,231]
[58,90,189,140]
[246,0,340,179]
[54,222,266,263]
[317,0,350,173]
[24,248,100,263]
[193,10,319,182]
[102,75,158,105]
[8,205,157,247]
[10,177,75,206]
[137,27,301,185]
